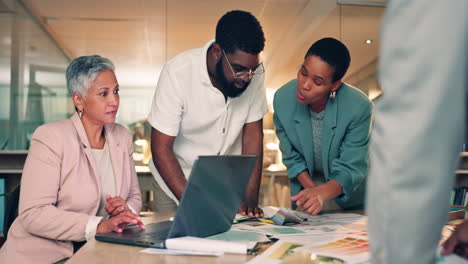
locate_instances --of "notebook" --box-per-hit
[95,155,257,248]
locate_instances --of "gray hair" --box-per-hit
[66,55,115,96]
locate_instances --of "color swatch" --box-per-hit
[268,242,303,259]
[261,227,306,235]
[312,237,368,257]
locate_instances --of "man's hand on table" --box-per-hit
[238,200,263,218]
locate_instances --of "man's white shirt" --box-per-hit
[147,40,268,202]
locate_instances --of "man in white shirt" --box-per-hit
[148,10,267,217]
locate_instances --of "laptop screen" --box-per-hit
[167,155,257,238]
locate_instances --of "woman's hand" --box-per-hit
[105,195,130,216]
[96,210,145,234]
[292,180,343,215]
[290,187,325,215]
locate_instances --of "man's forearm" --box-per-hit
[152,148,187,200]
[243,151,262,202]
[241,120,263,203]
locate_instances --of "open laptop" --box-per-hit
[95,155,257,248]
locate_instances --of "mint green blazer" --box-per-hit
[273,79,373,209]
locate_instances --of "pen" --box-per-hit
[258,218,274,224]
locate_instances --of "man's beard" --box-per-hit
[216,59,249,98]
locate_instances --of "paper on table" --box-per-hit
[248,235,369,264]
[294,234,370,264]
[246,239,304,264]
[232,223,306,236]
[244,213,369,264]
[262,206,280,218]
[277,233,355,246]
[207,230,270,242]
[272,224,361,238]
[165,236,249,254]
[262,207,365,226]
[140,247,223,256]
[296,211,363,221]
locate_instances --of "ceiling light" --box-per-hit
[365,39,373,45]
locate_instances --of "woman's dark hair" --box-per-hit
[305,37,351,82]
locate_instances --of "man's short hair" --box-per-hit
[215,10,265,55]
[305,38,351,82]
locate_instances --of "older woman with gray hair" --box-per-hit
[0,55,144,264]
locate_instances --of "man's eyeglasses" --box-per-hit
[222,49,264,79]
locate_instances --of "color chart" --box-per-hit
[301,236,369,263]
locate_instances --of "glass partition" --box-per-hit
[0,2,70,151]
[0,13,12,150]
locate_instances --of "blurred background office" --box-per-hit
[0,0,385,240]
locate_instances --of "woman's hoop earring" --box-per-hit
[330,91,336,99]
[78,108,83,118]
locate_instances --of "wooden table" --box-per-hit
[66,212,254,264]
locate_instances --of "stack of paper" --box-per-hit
[140,230,267,256]
[165,236,250,254]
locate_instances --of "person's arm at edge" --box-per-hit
[151,127,187,200]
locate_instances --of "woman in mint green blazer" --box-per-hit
[273,38,373,215]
